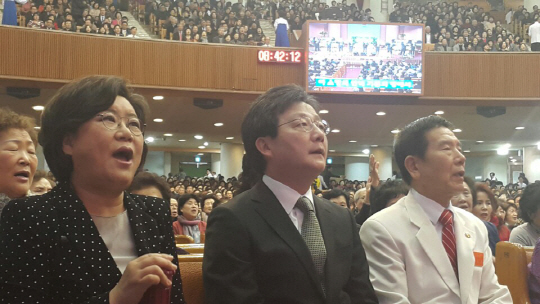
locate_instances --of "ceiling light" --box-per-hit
[376,111,386,116]
[214,122,224,127]
[153,96,164,100]
[153,118,163,123]
[226,137,234,140]
[178,139,186,142]
[331,129,340,133]
[371,144,378,147]
[34,126,41,130]
[203,142,209,146]
[319,110,329,114]
[198,153,204,156]
[503,143,511,148]
[145,137,154,143]
[476,140,484,143]
[509,156,514,159]
[32,105,44,111]
[164,133,173,137]
[511,159,517,162]
[515,127,525,130]
[362,149,370,154]
[434,110,444,115]
[198,145,206,149]
[329,149,336,152]
[453,129,462,133]
[391,129,400,134]
[464,150,470,153]
[497,147,509,155]
[349,140,357,143]
[194,135,203,139]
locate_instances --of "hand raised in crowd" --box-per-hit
[368,154,380,188]
[109,253,177,304]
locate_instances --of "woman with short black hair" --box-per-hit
[0,75,185,303]
[173,194,206,243]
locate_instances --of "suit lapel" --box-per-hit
[124,193,163,256]
[52,183,122,291]
[405,194,461,297]
[251,182,324,296]
[453,211,476,303]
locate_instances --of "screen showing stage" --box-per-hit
[306,22,424,95]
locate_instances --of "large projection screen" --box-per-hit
[306,21,425,96]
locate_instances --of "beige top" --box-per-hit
[91,210,137,273]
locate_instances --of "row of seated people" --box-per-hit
[7,0,539,52]
[387,1,539,51]
[17,0,142,36]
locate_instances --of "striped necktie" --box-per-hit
[439,209,458,279]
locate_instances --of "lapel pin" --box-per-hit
[465,233,471,238]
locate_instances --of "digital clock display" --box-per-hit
[258,50,303,63]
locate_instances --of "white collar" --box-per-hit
[262,175,314,214]
[411,188,454,226]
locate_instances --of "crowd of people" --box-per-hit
[4,0,540,51]
[4,74,540,303]
[388,1,540,51]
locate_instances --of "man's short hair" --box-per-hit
[394,115,454,185]
[240,85,320,191]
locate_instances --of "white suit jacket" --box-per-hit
[360,191,512,304]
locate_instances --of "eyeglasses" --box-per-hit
[278,116,330,135]
[96,112,145,136]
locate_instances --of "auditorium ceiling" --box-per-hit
[1,86,540,156]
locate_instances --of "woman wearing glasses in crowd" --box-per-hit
[0,76,185,303]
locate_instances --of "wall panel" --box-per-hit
[2,26,540,99]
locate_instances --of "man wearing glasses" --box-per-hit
[203,85,378,304]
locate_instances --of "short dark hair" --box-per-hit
[519,183,540,223]
[370,180,409,215]
[394,115,454,185]
[0,107,37,144]
[128,172,171,202]
[39,75,149,182]
[322,189,350,208]
[239,85,320,192]
[177,193,200,212]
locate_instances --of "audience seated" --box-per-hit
[7,0,538,52]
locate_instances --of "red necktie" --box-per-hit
[439,209,458,278]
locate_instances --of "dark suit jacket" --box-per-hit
[203,182,378,304]
[0,182,185,304]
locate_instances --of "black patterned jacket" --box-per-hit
[0,182,185,304]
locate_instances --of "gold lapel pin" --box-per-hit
[465,233,471,238]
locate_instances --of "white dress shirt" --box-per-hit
[529,21,540,43]
[262,174,314,234]
[411,188,456,239]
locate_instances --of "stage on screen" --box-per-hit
[305,21,425,96]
